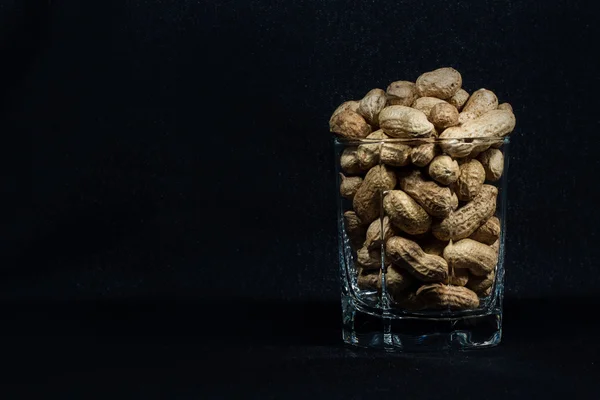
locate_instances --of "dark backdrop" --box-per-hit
[1,0,600,396]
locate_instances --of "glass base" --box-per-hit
[342,295,502,351]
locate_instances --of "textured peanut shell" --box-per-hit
[353,165,397,224]
[357,268,380,291]
[386,81,417,106]
[339,174,363,199]
[380,142,412,166]
[448,266,469,286]
[416,284,479,309]
[469,216,501,245]
[411,97,447,118]
[340,147,364,175]
[383,191,432,235]
[432,185,498,241]
[358,88,387,126]
[430,102,459,129]
[410,143,440,167]
[379,106,435,138]
[455,159,486,201]
[490,239,500,254]
[343,211,366,249]
[448,89,470,111]
[399,170,454,218]
[329,110,372,139]
[357,246,383,270]
[415,67,462,99]
[428,155,460,185]
[356,130,386,169]
[497,102,513,112]
[450,192,459,210]
[467,270,495,294]
[330,100,360,123]
[477,148,504,181]
[386,236,448,282]
[458,89,499,124]
[385,265,414,295]
[364,216,395,250]
[443,238,499,276]
[439,110,516,158]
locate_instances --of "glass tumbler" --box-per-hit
[336,136,510,351]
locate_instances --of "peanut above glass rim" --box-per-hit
[333,136,511,146]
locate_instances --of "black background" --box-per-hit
[2,0,600,397]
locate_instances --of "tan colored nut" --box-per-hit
[358,88,387,126]
[432,184,498,241]
[428,155,460,185]
[344,211,366,249]
[339,173,363,200]
[364,216,396,250]
[385,236,448,282]
[353,165,397,224]
[448,266,469,286]
[439,110,516,158]
[386,81,417,106]
[455,159,485,201]
[411,97,447,118]
[477,148,504,181]
[357,246,384,270]
[379,105,435,138]
[469,216,500,245]
[330,100,360,122]
[330,110,372,139]
[443,238,499,276]
[416,284,479,309]
[415,67,462,99]
[383,190,432,235]
[357,268,380,291]
[385,264,414,295]
[450,192,459,210]
[356,130,386,169]
[467,270,495,294]
[380,142,412,167]
[490,239,500,254]
[448,89,470,111]
[497,102,513,112]
[399,170,454,218]
[430,103,459,129]
[340,147,364,175]
[421,238,448,257]
[458,89,499,124]
[411,143,440,167]
[480,286,492,297]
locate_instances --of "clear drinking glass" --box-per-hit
[336,136,509,351]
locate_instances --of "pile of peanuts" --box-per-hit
[331,67,516,311]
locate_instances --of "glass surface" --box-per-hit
[335,136,510,351]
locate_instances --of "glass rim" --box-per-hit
[333,136,511,145]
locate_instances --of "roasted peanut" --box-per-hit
[330,110,372,139]
[385,265,414,295]
[344,211,366,249]
[466,270,495,294]
[477,148,504,181]
[353,165,397,224]
[443,238,498,276]
[386,236,448,282]
[469,216,501,245]
[455,159,486,201]
[448,89,469,111]
[358,88,387,126]
[415,67,462,99]
[340,147,364,175]
[410,143,440,167]
[432,184,498,241]
[383,190,432,235]
[386,81,417,106]
[428,155,460,185]
[458,89,499,124]
[448,266,469,286]
[364,216,396,250]
[380,141,412,167]
[430,102,459,129]
[330,100,360,122]
[357,246,384,270]
[416,284,479,309]
[411,97,448,118]
[357,268,380,291]
[339,173,363,200]
[356,130,386,169]
[379,105,435,138]
[399,170,454,218]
